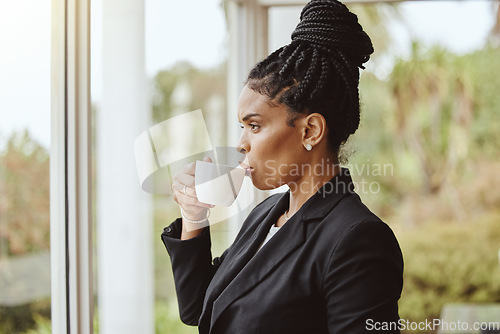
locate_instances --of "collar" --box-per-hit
[277,167,356,223]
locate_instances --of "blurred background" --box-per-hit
[1,0,499,333]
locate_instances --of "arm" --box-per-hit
[323,220,404,334]
[162,189,279,326]
[162,157,224,324]
[162,218,230,326]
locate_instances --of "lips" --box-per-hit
[238,161,254,175]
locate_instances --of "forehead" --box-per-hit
[237,86,286,122]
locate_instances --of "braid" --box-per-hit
[248,46,285,79]
[293,48,320,106]
[311,57,331,101]
[279,43,304,78]
[246,0,373,154]
[331,50,356,102]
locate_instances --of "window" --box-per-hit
[0,1,52,333]
[2,0,496,333]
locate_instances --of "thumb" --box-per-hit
[203,156,212,163]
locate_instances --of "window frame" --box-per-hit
[51,0,93,332]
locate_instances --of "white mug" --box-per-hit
[194,160,246,207]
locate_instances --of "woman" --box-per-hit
[162,1,403,333]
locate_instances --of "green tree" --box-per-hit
[348,3,400,58]
[0,130,50,256]
[388,43,474,195]
[152,62,226,123]
[466,46,500,156]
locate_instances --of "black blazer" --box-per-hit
[162,170,403,334]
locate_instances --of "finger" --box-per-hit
[181,156,212,176]
[184,185,199,198]
[172,180,197,199]
[176,174,195,188]
[177,191,214,209]
[180,184,197,199]
[182,162,196,175]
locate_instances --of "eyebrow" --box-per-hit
[240,113,262,122]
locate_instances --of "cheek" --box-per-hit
[249,136,281,166]
[247,129,303,190]
[262,127,300,153]
[252,129,302,169]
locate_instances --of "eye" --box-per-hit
[239,123,260,131]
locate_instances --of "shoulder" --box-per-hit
[314,193,402,264]
[319,196,403,283]
[334,220,402,258]
[313,192,384,240]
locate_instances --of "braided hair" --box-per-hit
[246,0,373,156]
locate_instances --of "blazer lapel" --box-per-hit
[198,191,290,332]
[210,192,288,296]
[209,193,306,331]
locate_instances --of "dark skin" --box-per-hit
[172,85,340,239]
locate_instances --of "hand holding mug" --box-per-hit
[172,156,215,225]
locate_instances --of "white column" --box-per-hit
[227,0,269,242]
[98,0,153,333]
[227,0,269,147]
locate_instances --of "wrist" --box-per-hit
[180,208,210,224]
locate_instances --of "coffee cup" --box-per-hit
[195,160,246,207]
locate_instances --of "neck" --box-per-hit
[286,159,341,218]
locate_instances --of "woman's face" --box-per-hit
[236,85,308,190]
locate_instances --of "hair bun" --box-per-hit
[291,0,373,68]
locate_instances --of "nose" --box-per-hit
[236,142,247,154]
[236,131,249,154]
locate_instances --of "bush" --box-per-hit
[397,210,500,327]
[0,299,50,334]
[155,300,197,334]
[21,314,51,334]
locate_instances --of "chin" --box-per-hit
[250,174,284,191]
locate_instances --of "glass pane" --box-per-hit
[90,0,500,333]
[345,0,500,328]
[0,0,52,333]
[268,6,301,52]
[268,0,500,330]
[91,0,228,333]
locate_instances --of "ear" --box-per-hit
[301,113,327,148]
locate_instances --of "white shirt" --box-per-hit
[256,224,281,253]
